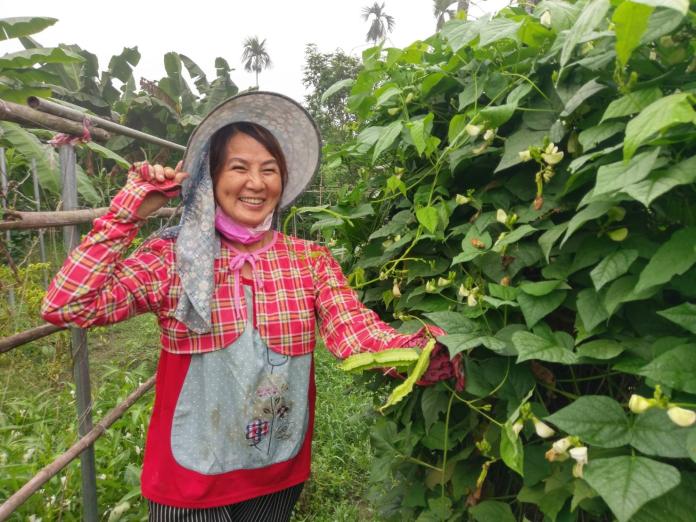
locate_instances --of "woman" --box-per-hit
[42,92,462,521]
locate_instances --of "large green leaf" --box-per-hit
[589,147,660,200]
[439,333,507,356]
[416,206,439,234]
[321,79,355,104]
[479,18,522,46]
[638,344,696,394]
[601,87,662,121]
[624,93,696,160]
[83,142,129,168]
[623,154,696,206]
[631,472,696,522]
[513,330,579,364]
[612,1,654,66]
[576,288,609,331]
[0,47,84,68]
[561,201,614,245]
[590,249,638,290]
[372,120,403,163]
[632,0,688,14]
[469,500,516,522]
[0,17,57,41]
[560,0,611,67]
[500,422,525,476]
[584,456,680,522]
[576,339,624,359]
[560,78,606,117]
[631,408,691,458]
[517,291,566,328]
[545,396,631,447]
[107,46,140,83]
[635,227,696,293]
[657,303,696,334]
[578,121,625,151]
[495,127,547,172]
[0,121,58,192]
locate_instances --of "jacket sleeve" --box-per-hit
[40,172,176,329]
[311,244,441,359]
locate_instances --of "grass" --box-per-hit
[0,312,382,521]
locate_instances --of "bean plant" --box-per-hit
[302,1,696,520]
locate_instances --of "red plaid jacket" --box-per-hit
[41,175,442,359]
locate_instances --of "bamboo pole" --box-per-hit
[30,158,48,286]
[0,376,156,521]
[28,97,186,152]
[0,147,15,308]
[59,144,98,521]
[0,323,65,354]
[0,100,111,142]
[0,206,180,231]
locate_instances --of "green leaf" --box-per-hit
[470,500,516,522]
[500,422,525,476]
[545,396,631,447]
[601,87,663,121]
[560,0,611,67]
[576,339,624,359]
[448,114,468,145]
[441,18,484,52]
[517,291,567,329]
[320,79,354,104]
[613,1,654,66]
[0,17,57,41]
[578,121,625,151]
[631,472,696,522]
[577,288,609,331]
[439,334,507,357]
[638,343,696,394]
[407,113,433,156]
[538,223,568,262]
[631,408,690,458]
[688,431,696,464]
[0,46,84,68]
[493,224,536,251]
[657,303,696,334]
[495,127,547,172]
[424,311,478,334]
[372,120,403,163]
[513,331,579,364]
[583,456,680,522]
[635,227,696,293]
[632,0,688,15]
[624,93,696,160]
[83,142,130,168]
[561,201,614,245]
[623,155,696,206]
[421,387,448,432]
[603,275,655,315]
[590,147,660,200]
[519,280,563,297]
[479,104,516,128]
[479,18,522,46]
[416,206,439,234]
[590,249,638,290]
[560,78,606,117]
[640,6,685,43]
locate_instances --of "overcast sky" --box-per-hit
[2,0,510,103]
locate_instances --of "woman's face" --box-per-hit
[213,132,282,227]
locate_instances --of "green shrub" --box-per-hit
[305,1,696,520]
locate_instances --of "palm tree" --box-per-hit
[362,2,395,44]
[241,36,272,88]
[433,0,457,30]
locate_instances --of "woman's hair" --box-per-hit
[209,122,288,191]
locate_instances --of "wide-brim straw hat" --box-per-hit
[181,90,322,208]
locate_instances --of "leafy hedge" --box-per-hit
[309,1,696,520]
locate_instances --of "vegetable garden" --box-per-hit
[2,0,696,520]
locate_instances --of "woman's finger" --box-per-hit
[175,171,190,185]
[153,164,165,182]
[163,166,176,179]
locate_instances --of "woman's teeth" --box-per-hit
[239,197,264,205]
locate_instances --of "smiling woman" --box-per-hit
[40,91,463,521]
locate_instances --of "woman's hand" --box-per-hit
[132,161,189,219]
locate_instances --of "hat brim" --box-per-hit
[182,91,322,209]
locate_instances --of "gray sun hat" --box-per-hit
[168,91,322,334]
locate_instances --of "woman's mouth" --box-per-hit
[238,196,265,206]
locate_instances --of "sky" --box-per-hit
[1,0,510,103]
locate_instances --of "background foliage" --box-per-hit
[303,0,696,520]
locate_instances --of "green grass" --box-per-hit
[0,314,381,520]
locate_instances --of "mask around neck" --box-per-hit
[214,206,273,245]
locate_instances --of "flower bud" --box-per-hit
[541,143,564,165]
[425,280,438,293]
[518,149,532,162]
[533,418,555,438]
[512,419,524,437]
[483,129,495,141]
[496,209,508,224]
[392,281,401,298]
[570,446,588,478]
[455,193,471,205]
[628,394,653,414]
[387,107,400,115]
[471,238,486,249]
[552,437,572,454]
[467,292,478,307]
[437,277,451,288]
[544,447,569,462]
[667,406,696,427]
[540,10,552,28]
[465,124,482,137]
[458,284,468,298]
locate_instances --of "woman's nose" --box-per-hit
[246,168,264,188]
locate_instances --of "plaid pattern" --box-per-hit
[41,179,437,358]
[245,420,270,445]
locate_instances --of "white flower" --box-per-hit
[512,419,524,437]
[496,209,508,224]
[540,11,552,28]
[392,281,401,298]
[22,447,35,463]
[98,474,107,480]
[483,129,495,141]
[552,437,572,454]
[667,406,696,427]
[135,445,141,455]
[465,124,482,137]
[425,280,438,293]
[28,516,42,522]
[437,277,451,288]
[541,143,564,165]
[455,194,471,205]
[458,284,468,298]
[533,418,555,438]
[570,446,588,478]
[467,292,478,307]
[628,394,653,414]
[60,476,67,487]
[518,149,532,162]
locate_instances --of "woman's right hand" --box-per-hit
[132,161,190,219]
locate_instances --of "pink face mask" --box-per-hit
[214,206,273,245]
